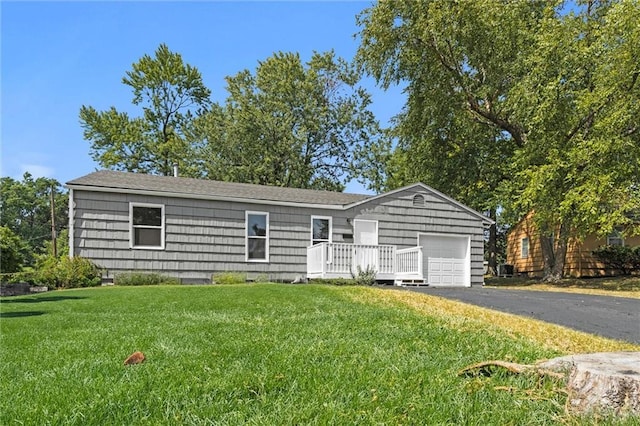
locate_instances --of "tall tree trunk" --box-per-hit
[541,221,569,282]
[487,208,497,276]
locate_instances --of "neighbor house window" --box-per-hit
[246,211,269,262]
[311,216,332,246]
[521,237,529,259]
[130,203,165,249]
[607,231,624,246]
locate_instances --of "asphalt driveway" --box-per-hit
[392,287,640,344]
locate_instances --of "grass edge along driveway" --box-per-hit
[1,284,637,425]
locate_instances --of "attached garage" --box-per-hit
[419,233,470,287]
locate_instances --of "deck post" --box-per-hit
[321,242,326,278]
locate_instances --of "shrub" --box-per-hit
[592,245,639,275]
[1,269,39,284]
[114,272,180,286]
[351,265,378,286]
[632,246,640,271]
[35,256,103,288]
[0,226,28,273]
[212,272,246,285]
[307,278,356,286]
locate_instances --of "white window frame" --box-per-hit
[129,202,165,250]
[607,231,624,247]
[521,237,529,259]
[246,211,269,262]
[310,216,332,246]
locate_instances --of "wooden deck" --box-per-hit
[307,243,424,284]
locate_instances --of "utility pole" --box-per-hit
[50,184,57,258]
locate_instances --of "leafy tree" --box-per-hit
[0,226,29,273]
[0,173,68,266]
[196,51,387,190]
[80,44,212,177]
[357,0,640,281]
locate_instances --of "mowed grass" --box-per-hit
[485,276,640,299]
[0,285,635,425]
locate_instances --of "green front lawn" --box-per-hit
[0,285,631,425]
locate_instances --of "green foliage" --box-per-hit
[35,256,103,289]
[351,265,378,286]
[308,277,358,286]
[80,45,387,191]
[212,271,246,285]
[0,226,28,273]
[592,245,640,276]
[357,0,640,280]
[195,50,388,190]
[80,43,212,177]
[114,272,180,286]
[0,173,68,266]
[0,270,38,285]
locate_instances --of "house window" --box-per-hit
[311,216,332,246]
[246,211,269,262]
[521,237,529,259]
[607,231,624,246]
[130,203,165,249]
[412,194,425,207]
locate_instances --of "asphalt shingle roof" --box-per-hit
[66,170,371,206]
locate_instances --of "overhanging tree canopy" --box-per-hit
[357,0,640,280]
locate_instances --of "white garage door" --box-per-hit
[419,234,469,287]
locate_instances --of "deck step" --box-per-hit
[394,279,427,287]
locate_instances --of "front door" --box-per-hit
[353,220,379,273]
[354,220,378,245]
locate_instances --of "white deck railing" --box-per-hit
[307,243,422,281]
[396,246,423,280]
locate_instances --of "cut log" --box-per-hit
[538,352,640,416]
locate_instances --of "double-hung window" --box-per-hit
[130,203,165,249]
[607,230,624,246]
[311,216,332,246]
[521,237,529,259]
[246,211,269,262]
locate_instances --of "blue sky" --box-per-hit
[1,1,405,194]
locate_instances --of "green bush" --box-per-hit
[351,265,378,286]
[0,270,39,284]
[35,256,103,288]
[592,245,639,275]
[114,272,180,286]
[212,272,246,285]
[0,226,28,273]
[308,277,357,286]
[632,246,640,271]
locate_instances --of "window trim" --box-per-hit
[129,202,165,250]
[246,211,269,262]
[310,215,332,246]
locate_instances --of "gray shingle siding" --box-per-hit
[348,188,486,286]
[68,171,491,285]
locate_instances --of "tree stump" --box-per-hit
[539,352,640,416]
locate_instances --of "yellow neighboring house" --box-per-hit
[506,214,640,278]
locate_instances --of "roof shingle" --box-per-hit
[66,170,371,206]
